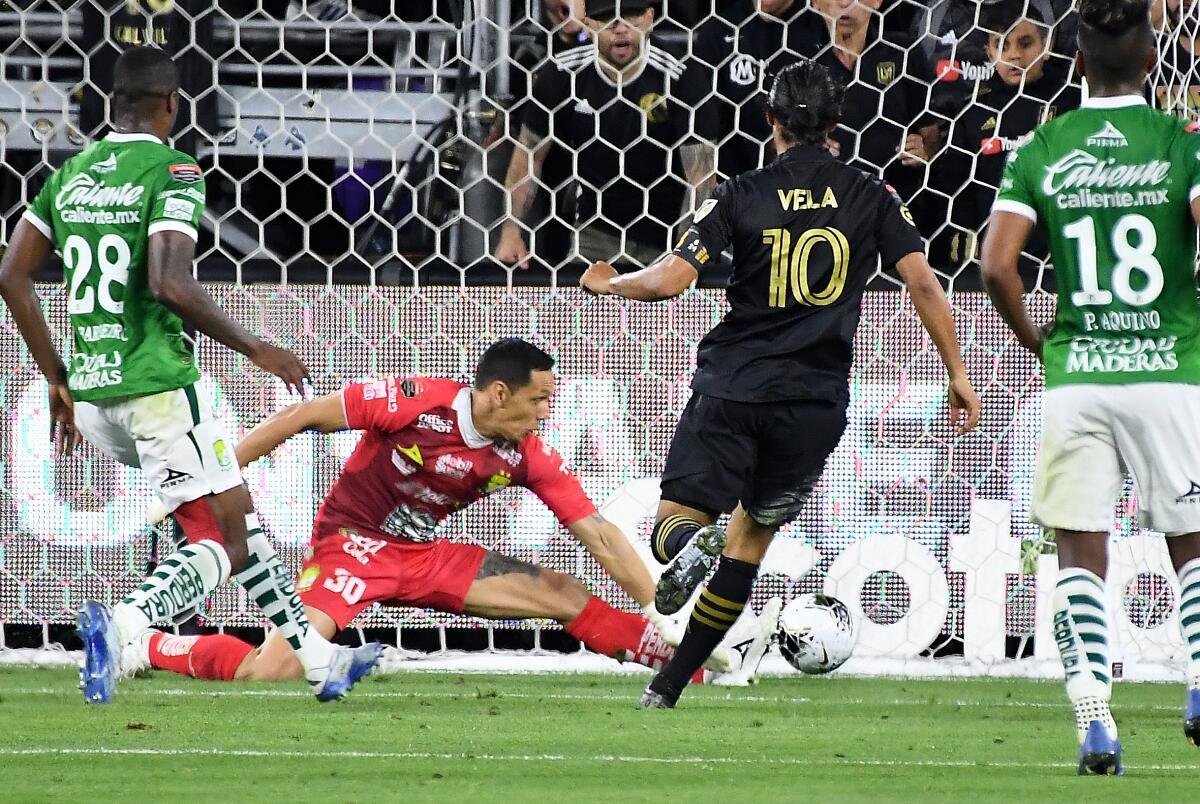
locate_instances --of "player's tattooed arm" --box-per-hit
[235,392,348,467]
[475,552,542,580]
[567,513,656,606]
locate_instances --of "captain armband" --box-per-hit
[673,227,712,267]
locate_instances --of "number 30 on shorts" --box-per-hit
[322,568,366,605]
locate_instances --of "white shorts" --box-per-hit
[74,384,243,513]
[1032,383,1200,535]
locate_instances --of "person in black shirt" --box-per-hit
[502,0,594,269]
[915,0,1077,126]
[812,0,936,166]
[494,0,716,270]
[939,4,1081,272]
[808,0,939,237]
[691,0,825,179]
[581,60,980,708]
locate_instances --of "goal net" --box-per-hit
[0,0,1197,679]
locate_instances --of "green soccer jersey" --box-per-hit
[996,95,1200,388]
[23,132,204,402]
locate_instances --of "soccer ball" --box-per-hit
[777,593,857,675]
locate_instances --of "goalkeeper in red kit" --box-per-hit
[130,338,774,684]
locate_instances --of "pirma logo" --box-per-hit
[162,467,191,488]
[1085,121,1128,148]
[91,154,117,174]
[1176,481,1200,504]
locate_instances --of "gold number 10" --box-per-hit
[764,226,850,308]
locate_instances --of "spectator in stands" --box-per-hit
[1151,0,1199,117]
[501,0,593,270]
[545,0,592,50]
[691,0,825,180]
[808,0,938,234]
[914,0,1076,126]
[494,0,716,270]
[939,3,1079,272]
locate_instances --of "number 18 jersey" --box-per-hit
[23,132,204,402]
[995,96,1200,388]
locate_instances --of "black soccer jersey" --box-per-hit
[673,144,924,403]
[692,0,824,179]
[812,21,935,177]
[914,0,1076,123]
[522,43,715,252]
[945,62,1080,232]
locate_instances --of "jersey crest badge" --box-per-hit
[396,443,423,466]
[484,472,512,494]
[876,62,895,86]
[296,565,320,593]
[692,198,718,223]
[728,54,757,87]
[638,92,669,124]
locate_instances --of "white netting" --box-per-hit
[0,0,1198,678]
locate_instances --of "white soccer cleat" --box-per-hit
[711,596,783,687]
[118,629,154,679]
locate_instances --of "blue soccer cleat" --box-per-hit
[1185,688,1200,747]
[77,601,121,705]
[311,642,385,702]
[1077,720,1124,776]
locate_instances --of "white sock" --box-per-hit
[115,539,231,646]
[234,516,335,685]
[1176,558,1200,690]
[1053,567,1116,743]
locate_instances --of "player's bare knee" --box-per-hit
[221,536,249,573]
[207,488,253,571]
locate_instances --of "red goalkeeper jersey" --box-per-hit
[314,377,596,542]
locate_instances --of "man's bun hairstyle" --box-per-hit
[766,60,845,147]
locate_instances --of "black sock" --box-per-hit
[649,555,759,700]
[651,515,703,564]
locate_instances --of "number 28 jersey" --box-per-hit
[995,96,1200,388]
[23,132,204,402]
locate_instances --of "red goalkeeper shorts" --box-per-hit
[296,527,487,629]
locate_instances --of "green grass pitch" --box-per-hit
[1,667,1196,801]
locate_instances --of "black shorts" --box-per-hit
[659,393,848,527]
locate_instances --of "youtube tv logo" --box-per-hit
[937,59,993,82]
